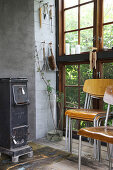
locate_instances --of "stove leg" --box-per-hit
[12,156,19,163]
[28,151,33,158]
[0,153,1,157]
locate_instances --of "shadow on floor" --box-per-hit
[0,142,108,170]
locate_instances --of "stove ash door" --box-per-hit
[11,125,28,148]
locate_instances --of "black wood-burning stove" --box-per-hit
[0,78,33,162]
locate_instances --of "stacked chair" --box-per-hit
[65,79,113,160]
[78,85,113,170]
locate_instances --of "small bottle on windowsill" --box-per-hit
[103,46,108,51]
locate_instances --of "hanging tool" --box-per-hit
[41,42,46,71]
[43,4,46,19]
[47,3,49,14]
[41,42,49,71]
[48,43,56,70]
[39,7,42,28]
[39,1,43,28]
[49,5,53,33]
[43,3,49,20]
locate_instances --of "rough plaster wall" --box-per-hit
[0,0,36,140]
[34,0,56,139]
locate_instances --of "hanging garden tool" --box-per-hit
[48,43,56,70]
[43,3,49,20]
[41,42,46,71]
[43,4,46,19]
[39,1,43,28]
[41,42,49,71]
[49,5,54,33]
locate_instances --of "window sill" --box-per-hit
[57,50,113,63]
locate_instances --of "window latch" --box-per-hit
[98,37,102,43]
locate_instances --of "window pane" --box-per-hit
[65,87,78,108]
[80,64,93,85]
[80,3,93,28]
[65,32,78,55]
[80,88,86,109]
[104,0,113,23]
[103,24,113,49]
[102,62,113,114]
[80,0,92,4]
[65,8,78,31]
[65,65,78,85]
[103,63,113,79]
[64,0,78,8]
[80,29,93,52]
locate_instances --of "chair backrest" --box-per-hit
[103,85,113,126]
[103,85,113,105]
[83,79,113,98]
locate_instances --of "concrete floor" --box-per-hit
[36,137,109,170]
[0,137,110,170]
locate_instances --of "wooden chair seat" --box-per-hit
[78,126,113,144]
[65,109,106,121]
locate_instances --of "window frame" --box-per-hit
[56,0,113,130]
[64,0,94,52]
[58,0,113,56]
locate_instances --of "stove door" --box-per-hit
[11,125,28,148]
[13,85,29,105]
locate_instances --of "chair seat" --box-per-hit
[65,109,106,121]
[78,126,113,144]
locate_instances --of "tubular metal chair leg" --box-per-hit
[94,119,97,159]
[70,118,72,153]
[107,143,112,170]
[68,117,71,152]
[78,135,82,170]
[93,118,101,161]
[94,140,97,159]
[97,140,101,162]
[68,117,72,152]
[65,115,68,150]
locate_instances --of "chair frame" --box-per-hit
[78,85,113,170]
[65,79,113,159]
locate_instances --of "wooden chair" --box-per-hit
[78,85,113,170]
[65,79,113,158]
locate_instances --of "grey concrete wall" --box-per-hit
[34,0,56,139]
[0,0,36,140]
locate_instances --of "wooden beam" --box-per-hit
[99,0,103,50]
[59,0,64,56]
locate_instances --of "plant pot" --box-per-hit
[47,130,63,142]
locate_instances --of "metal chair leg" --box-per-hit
[68,117,72,153]
[78,135,82,170]
[94,119,97,159]
[65,115,68,150]
[94,118,101,161]
[68,117,71,152]
[97,140,101,162]
[107,143,112,170]
[70,118,72,153]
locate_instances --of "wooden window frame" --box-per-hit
[58,0,113,56]
[56,0,113,131]
[59,61,90,110]
[59,0,95,56]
